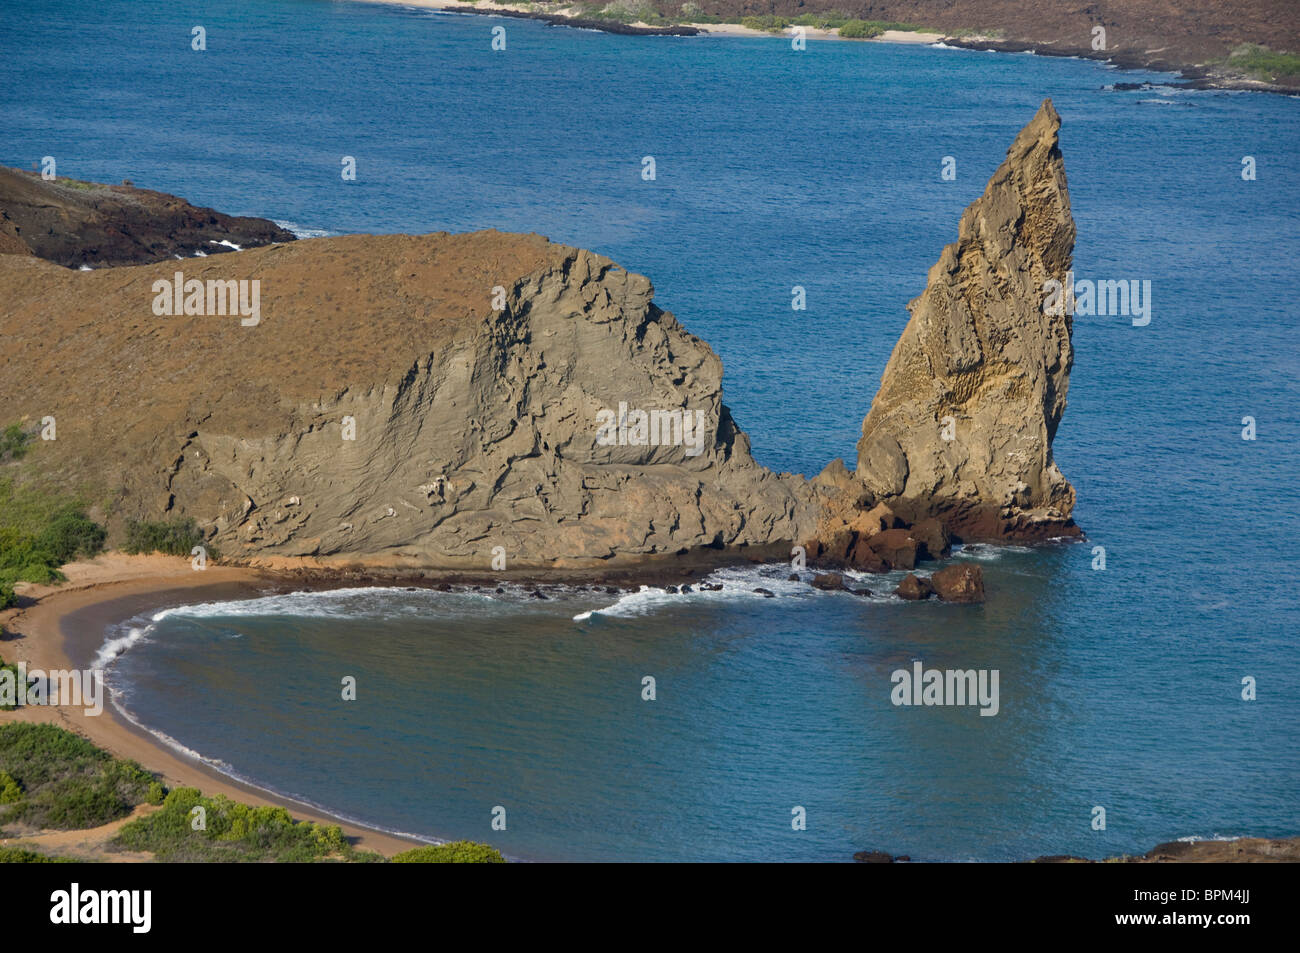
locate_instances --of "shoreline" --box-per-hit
[1,557,427,858]
[354,0,1298,94]
[5,555,1295,862]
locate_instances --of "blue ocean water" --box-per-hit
[3,0,1298,860]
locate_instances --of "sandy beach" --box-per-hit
[354,0,945,44]
[0,554,424,858]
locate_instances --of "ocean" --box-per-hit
[2,0,1298,860]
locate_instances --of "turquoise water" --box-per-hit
[3,0,1299,860]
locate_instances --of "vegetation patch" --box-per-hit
[1225,44,1300,83]
[122,517,212,558]
[113,787,383,862]
[0,845,78,863]
[0,723,158,832]
[0,424,32,462]
[0,479,107,594]
[391,841,507,863]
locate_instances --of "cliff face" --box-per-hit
[853,99,1079,542]
[0,232,813,568]
[0,167,295,269]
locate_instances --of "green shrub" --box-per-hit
[1226,44,1300,81]
[114,787,377,862]
[0,424,31,461]
[36,511,106,564]
[0,480,106,587]
[0,846,76,863]
[837,20,885,38]
[740,15,789,33]
[0,723,157,830]
[122,517,208,557]
[0,584,14,610]
[391,841,506,863]
[0,769,22,804]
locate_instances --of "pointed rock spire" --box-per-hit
[855,98,1080,541]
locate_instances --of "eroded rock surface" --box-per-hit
[855,99,1078,543]
[0,232,814,568]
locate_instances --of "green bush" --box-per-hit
[1226,44,1300,81]
[0,723,157,830]
[122,517,208,557]
[0,480,106,588]
[36,511,106,564]
[740,15,789,33]
[0,584,14,610]
[0,424,31,461]
[114,787,378,862]
[0,846,76,863]
[837,20,885,38]
[0,769,23,804]
[391,841,506,863]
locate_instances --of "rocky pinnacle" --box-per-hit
[854,98,1080,542]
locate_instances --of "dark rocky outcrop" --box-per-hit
[0,166,295,268]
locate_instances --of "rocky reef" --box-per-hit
[0,100,1079,581]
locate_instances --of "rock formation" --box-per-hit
[857,98,1077,541]
[812,97,1080,564]
[0,167,295,269]
[0,232,812,568]
[0,100,1081,577]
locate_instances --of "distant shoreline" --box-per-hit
[353,0,1300,95]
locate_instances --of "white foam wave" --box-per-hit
[274,220,335,239]
[572,563,906,620]
[150,585,501,622]
[92,624,155,669]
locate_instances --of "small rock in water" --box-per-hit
[894,573,935,601]
[931,564,985,604]
[605,586,619,594]
[753,587,776,598]
[530,589,548,600]
[495,587,504,594]
[680,585,692,593]
[811,572,846,591]
[699,582,723,592]
[664,585,679,594]
[787,573,800,582]
[853,850,896,864]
